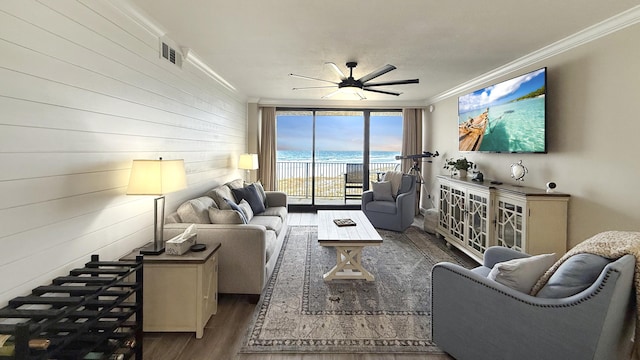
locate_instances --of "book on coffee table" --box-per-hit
[333,218,357,227]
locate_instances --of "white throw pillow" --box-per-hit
[487,253,557,293]
[208,207,245,224]
[372,181,394,202]
[237,199,254,222]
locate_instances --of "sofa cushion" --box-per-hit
[249,215,282,235]
[206,186,235,210]
[488,253,557,293]
[176,196,216,224]
[372,181,394,202]
[364,200,397,214]
[165,212,181,224]
[208,207,245,224]
[224,198,248,223]
[237,199,254,222]
[232,184,266,215]
[225,178,245,190]
[259,206,287,221]
[536,253,611,298]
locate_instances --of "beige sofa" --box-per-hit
[164,179,287,300]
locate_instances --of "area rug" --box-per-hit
[240,225,477,354]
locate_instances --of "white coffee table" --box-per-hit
[317,210,383,281]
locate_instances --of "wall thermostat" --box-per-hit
[546,182,557,193]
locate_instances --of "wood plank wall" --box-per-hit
[0,0,248,306]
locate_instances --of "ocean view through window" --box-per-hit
[276,109,402,206]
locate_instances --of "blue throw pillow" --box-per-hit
[536,253,611,298]
[232,184,266,215]
[224,198,248,224]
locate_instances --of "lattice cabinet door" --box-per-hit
[437,182,451,233]
[465,188,491,259]
[447,184,467,247]
[495,195,526,253]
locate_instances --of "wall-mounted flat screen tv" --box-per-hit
[458,67,547,153]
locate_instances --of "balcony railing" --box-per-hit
[276,161,399,200]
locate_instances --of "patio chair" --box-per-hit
[344,163,364,202]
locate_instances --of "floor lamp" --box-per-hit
[238,153,259,181]
[127,158,187,255]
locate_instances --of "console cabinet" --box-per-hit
[436,175,569,263]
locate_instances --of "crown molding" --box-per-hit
[256,98,427,109]
[106,0,166,37]
[107,0,241,97]
[426,5,640,104]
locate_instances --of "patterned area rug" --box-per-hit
[240,225,477,354]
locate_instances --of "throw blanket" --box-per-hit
[383,171,403,196]
[530,230,640,359]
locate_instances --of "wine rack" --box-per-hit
[0,255,143,359]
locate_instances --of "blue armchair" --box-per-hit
[361,173,416,232]
[431,246,635,360]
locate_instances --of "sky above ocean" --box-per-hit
[276,114,403,152]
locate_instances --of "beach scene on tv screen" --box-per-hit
[458,68,546,153]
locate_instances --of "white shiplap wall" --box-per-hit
[0,0,247,306]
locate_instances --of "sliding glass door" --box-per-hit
[314,111,364,204]
[276,109,401,208]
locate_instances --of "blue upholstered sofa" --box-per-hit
[431,246,635,360]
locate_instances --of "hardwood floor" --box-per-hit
[142,213,453,360]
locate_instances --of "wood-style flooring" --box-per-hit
[142,213,453,360]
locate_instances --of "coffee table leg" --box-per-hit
[323,246,375,281]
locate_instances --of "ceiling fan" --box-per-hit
[289,62,419,99]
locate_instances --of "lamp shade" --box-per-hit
[126,159,187,195]
[238,153,259,170]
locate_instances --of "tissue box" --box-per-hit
[165,233,196,255]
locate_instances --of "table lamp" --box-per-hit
[127,157,187,255]
[238,153,259,181]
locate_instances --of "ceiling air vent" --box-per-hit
[160,41,182,67]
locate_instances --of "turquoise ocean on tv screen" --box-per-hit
[459,96,545,152]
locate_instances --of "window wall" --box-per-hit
[276,109,402,208]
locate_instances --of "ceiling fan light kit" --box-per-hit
[290,61,419,99]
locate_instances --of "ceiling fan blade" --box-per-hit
[363,87,402,96]
[325,62,346,80]
[292,86,337,90]
[289,73,339,85]
[322,88,367,100]
[321,89,342,99]
[357,64,396,83]
[363,79,419,87]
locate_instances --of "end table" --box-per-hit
[121,242,221,339]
